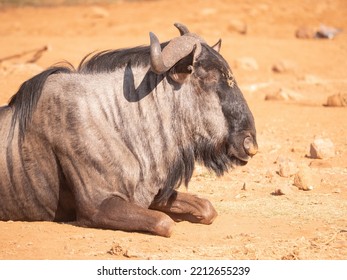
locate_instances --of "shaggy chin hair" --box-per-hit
[156,137,244,203]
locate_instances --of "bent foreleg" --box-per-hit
[150,191,218,224]
[83,196,175,237]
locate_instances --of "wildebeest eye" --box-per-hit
[196,68,218,85]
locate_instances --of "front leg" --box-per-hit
[81,196,175,237]
[150,191,218,224]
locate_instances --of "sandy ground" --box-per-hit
[0,0,346,260]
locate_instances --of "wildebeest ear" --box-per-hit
[168,48,195,84]
[211,39,222,53]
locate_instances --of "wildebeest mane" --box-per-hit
[8,66,73,139]
[157,137,236,203]
[78,42,169,73]
[155,147,195,203]
[195,138,233,176]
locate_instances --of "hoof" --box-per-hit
[199,199,218,224]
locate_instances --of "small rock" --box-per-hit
[265,88,303,101]
[108,243,125,256]
[315,25,342,39]
[296,25,342,40]
[272,185,293,196]
[272,60,296,73]
[272,189,285,196]
[332,188,341,194]
[234,57,259,71]
[88,6,110,18]
[277,157,298,177]
[299,74,323,84]
[293,166,316,191]
[235,193,248,199]
[228,19,247,35]
[325,93,347,107]
[295,26,315,39]
[122,250,134,258]
[309,137,335,159]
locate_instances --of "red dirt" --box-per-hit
[0,0,346,260]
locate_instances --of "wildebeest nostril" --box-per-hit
[243,136,258,156]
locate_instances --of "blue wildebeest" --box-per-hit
[0,23,257,237]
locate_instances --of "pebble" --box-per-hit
[235,193,248,199]
[293,166,316,191]
[315,25,342,39]
[295,26,315,39]
[295,25,341,40]
[265,88,303,101]
[272,185,293,196]
[234,57,259,71]
[272,189,285,196]
[332,188,341,194]
[228,19,247,35]
[309,137,335,159]
[299,74,323,84]
[277,157,298,177]
[108,243,125,256]
[325,93,347,107]
[272,60,296,73]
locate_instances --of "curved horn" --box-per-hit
[149,32,201,74]
[174,23,190,35]
[149,32,167,74]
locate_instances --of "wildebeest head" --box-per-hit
[150,23,258,175]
